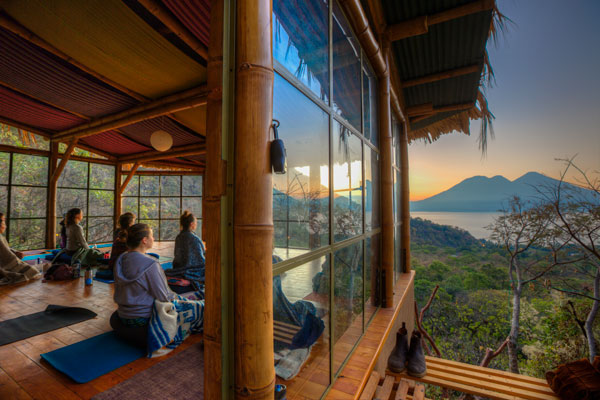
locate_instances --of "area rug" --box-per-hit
[41,331,146,383]
[0,305,97,346]
[92,341,204,399]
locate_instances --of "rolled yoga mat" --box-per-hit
[0,305,97,346]
[41,331,147,383]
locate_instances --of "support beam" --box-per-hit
[406,102,474,117]
[402,64,480,88]
[52,85,208,142]
[379,44,395,308]
[50,139,78,183]
[117,144,206,163]
[118,162,140,196]
[47,139,77,248]
[115,166,122,227]
[387,0,494,42]
[137,0,208,61]
[400,122,411,273]
[234,0,275,399]
[122,169,203,176]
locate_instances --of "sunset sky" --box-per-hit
[409,0,600,201]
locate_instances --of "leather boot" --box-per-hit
[407,330,427,377]
[387,322,409,373]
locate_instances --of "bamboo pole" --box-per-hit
[234,0,274,398]
[204,0,225,397]
[52,87,209,142]
[46,142,59,249]
[407,102,474,117]
[386,0,494,42]
[402,65,480,88]
[379,43,395,308]
[118,162,140,196]
[117,144,206,163]
[137,0,208,61]
[400,121,411,273]
[47,139,77,248]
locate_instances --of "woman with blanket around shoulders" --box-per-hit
[165,211,205,292]
[0,213,41,285]
[111,223,203,354]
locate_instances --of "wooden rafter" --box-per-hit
[407,102,474,117]
[402,64,480,88]
[50,139,78,183]
[52,85,208,142]
[136,0,208,61]
[118,161,140,196]
[117,143,206,163]
[386,0,495,42]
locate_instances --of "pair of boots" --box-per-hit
[387,323,427,377]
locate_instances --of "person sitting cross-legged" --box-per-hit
[0,212,41,285]
[165,211,205,293]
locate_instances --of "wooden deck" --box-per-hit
[0,242,204,400]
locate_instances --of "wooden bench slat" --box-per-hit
[374,375,394,400]
[359,371,380,400]
[426,362,556,396]
[413,384,425,400]
[394,379,410,400]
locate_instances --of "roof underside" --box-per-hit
[380,0,494,142]
[0,0,209,169]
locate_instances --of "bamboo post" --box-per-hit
[400,121,411,273]
[204,0,225,398]
[47,139,78,248]
[115,164,122,228]
[118,162,140,196]
[233,0,274,398]
[379,43,395,308]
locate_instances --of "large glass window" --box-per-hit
[393,121,403,281]
[57,160,115,243]
[121,175,202,241]
[363,60,378,147]
[273,73,330,260]
[365,147,380,231]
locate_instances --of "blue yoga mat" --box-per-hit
[41,331,146,383]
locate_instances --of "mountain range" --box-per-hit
[410,172,590,212]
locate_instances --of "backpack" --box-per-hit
[43,264,74,281]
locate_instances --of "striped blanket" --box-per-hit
[147,294,204,358]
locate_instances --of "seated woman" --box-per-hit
[111,223,174,348]
[108,212,136,271]
[0,213,41,285]
[165,211,205,291]
[63,208,89,256]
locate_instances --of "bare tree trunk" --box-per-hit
[508,285,522,374]
[585,266,600,360]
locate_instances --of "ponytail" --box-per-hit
[180,210,195,231]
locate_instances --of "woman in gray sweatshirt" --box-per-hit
[63,208,89,255]
[111,223,174,347]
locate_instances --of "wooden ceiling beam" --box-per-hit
[117,143,206,163]
[407,102,475,117]
[136,0,208,61]
[386,0,495,42]
[50,139,77,183]
[402,64,480,88]
[52,85,208,142]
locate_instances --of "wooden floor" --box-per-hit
[0,242,204,400]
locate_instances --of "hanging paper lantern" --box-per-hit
[150,130,173,152]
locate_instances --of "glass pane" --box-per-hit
[140,197,159,219]
[273,0,329,103]
[0,127,49,150]
[11,187,46,218]
[274,221,287,248]
[333,242,363,374]
[274,255,330,396]
[182,197,202,218]
[365,234,380,324]
[12,154,48,186]
[363,61,378,147]
[273,73,330,260]
[140,176,159,196]
[0,186,7,213]
[395,225,401,281]
[365,148,380,231]
[58,160,88,188]
[9,218,45,250]
[159,219,179,240]
[160,176,180,196]
[333,121,363,241]
[160,197,180,219]
[57,188,87,218]
[90,163,115,190]
[121,175,139,196]
[0,153,9,185]
[122,197,138,216]
[395,170,401,223]
[138,219,159,237]
[89,190,113,216]
[182,175,202,196]
[333,1,361,130]
[88,217,113,243]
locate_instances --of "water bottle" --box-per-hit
[274,384,287,400]
[84,268,93,286]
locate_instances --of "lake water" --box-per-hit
[411,211,501,239]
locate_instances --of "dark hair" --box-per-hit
[126,223,151,249]
[116,212,136,241]
[180,210,195,231]
[0,212,4,220]
[65,208,82,227]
